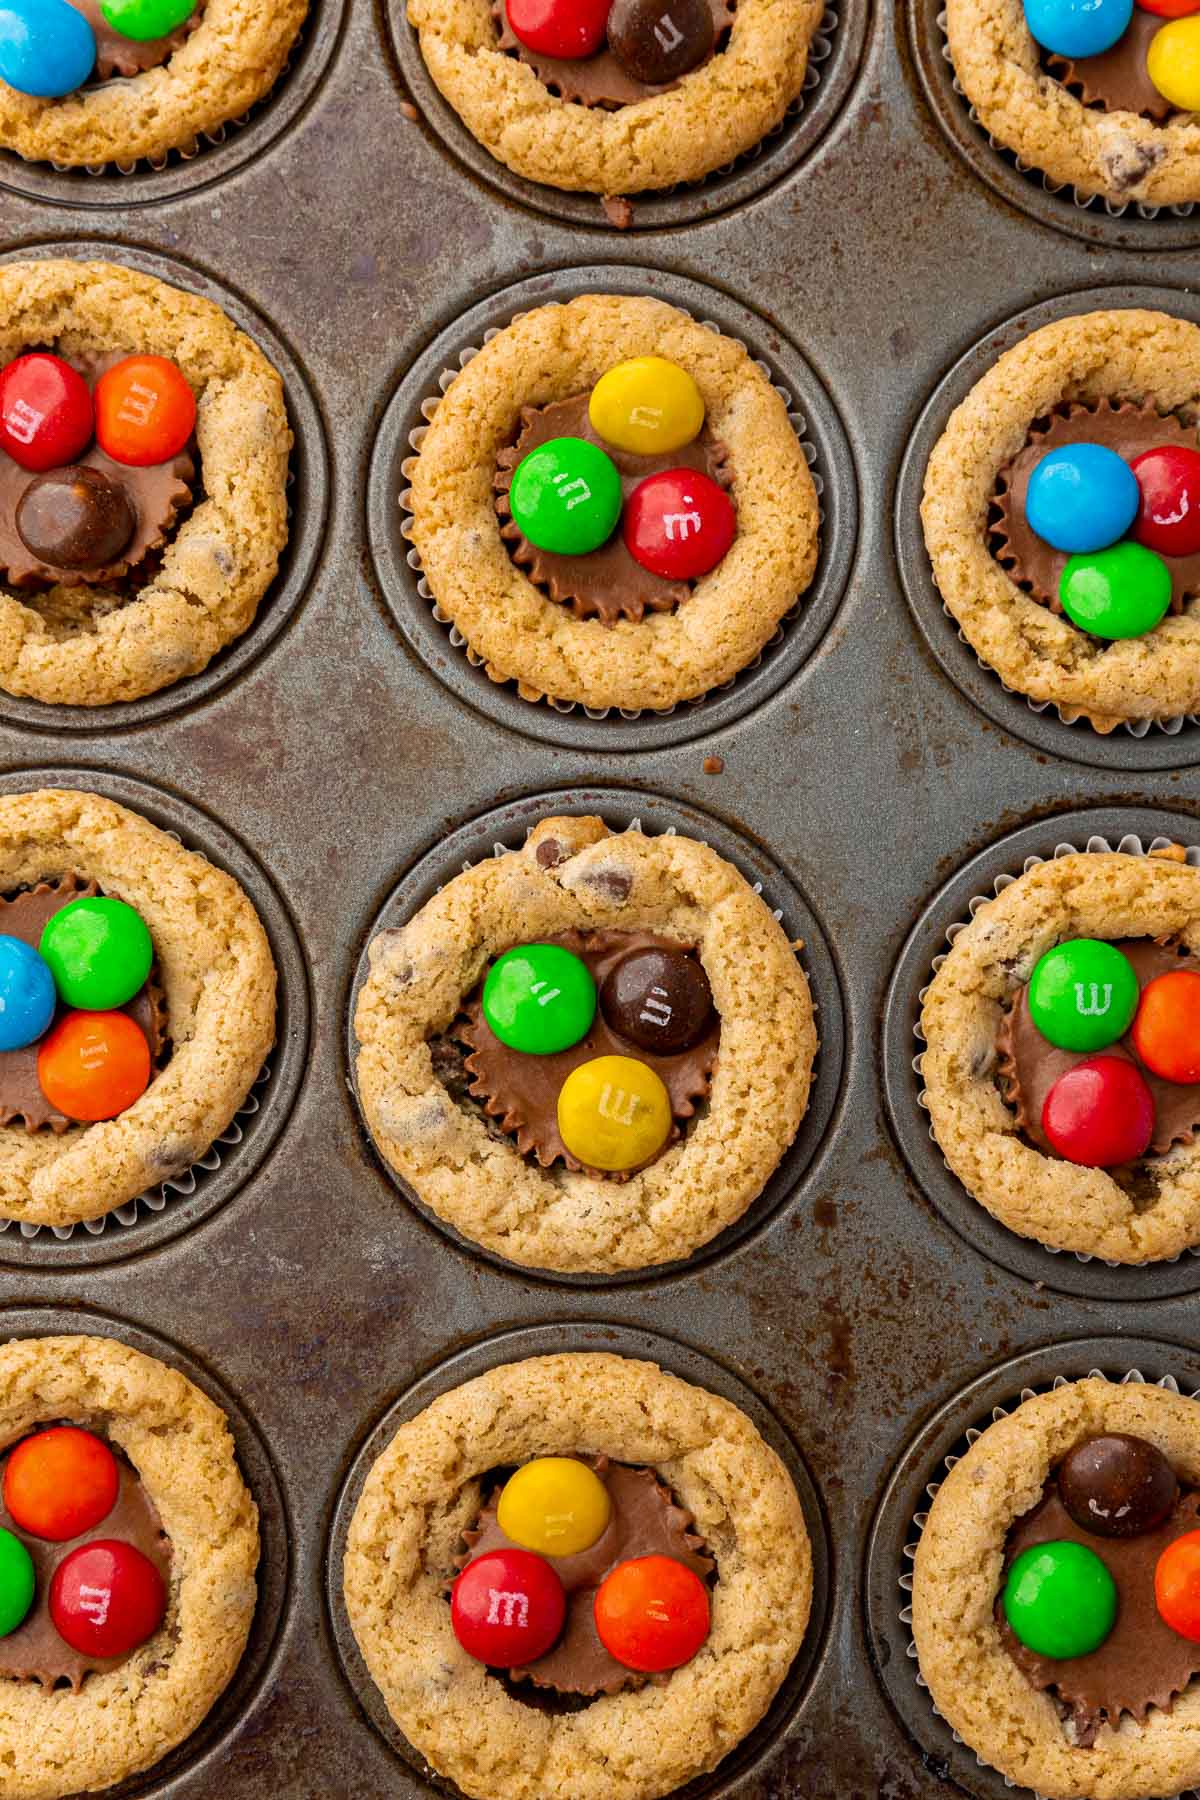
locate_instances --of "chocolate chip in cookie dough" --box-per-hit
[16,466,135,572]
[608,0,715,83]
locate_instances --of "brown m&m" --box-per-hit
[16,466,135,570]
[600,946,714,1054]
[1059,1433,1179,1539]
[607,0,714,83]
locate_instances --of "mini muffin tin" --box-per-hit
[0,3,1199,1796]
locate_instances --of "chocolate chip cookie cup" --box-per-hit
[908,1371,1200,1800]
[342,1349,813,1800]
[0,0,307,173]
[352,810,819,1276]
[0,1331,259,1800]
[921,307,1200,735]
[0,259,291,711]
[0,786,276,1232]
[404,292,821,718]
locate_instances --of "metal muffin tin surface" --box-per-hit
[0,1,1197,1795]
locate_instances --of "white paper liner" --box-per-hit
[899,1364,1200,1799]
[936,7,1197,222]
[398,314,826,722]
[912,831,1200,1266]
[0,831,277,1243]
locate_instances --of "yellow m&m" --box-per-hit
[588,357,705,457]
[1148,16,1200,110]
[497,1458,612,1556]
[557,1053,672,1172]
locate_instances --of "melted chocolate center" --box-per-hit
[67,0,204,84]
[492,0,732,109]
[1046,10,1175,125]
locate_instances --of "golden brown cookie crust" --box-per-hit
[922,309,1200,733]
[0,787,276,1228]
[344,1351,812,1800]
[0,260,291,709]
[353,814,817,1274]
[409,294,820,714]
[0,1333,258,1800]
[408,0,821,194]
[946,0,1200,206]
[914,1377,1200,1800]
[0,0,307,168]
[921,848,1200,1263]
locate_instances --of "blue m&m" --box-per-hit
[0,0,97,98]
[1023,0,1132,56]
[0,936,55,1053]
[1025,443,1140,554]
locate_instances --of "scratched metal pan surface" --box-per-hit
[0,2,1195,1797]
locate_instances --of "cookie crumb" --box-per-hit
[702,755,724,774]
[1151,844,1189,863]
[400,100,419,121]
[602,195,635,228]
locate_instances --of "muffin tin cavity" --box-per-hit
[0,767,308,1269]
[345,787,844,1288]
[866,1337,1200,1800]
[368,267,856,752]
[883,807,1200,1302]
[326,1321,830,1799]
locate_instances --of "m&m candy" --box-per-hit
[1022,0,1132,55]
[1041,1054,1155,1166]
[49,1539,166,1659]
[496,1458,612,1556]
[1003,1541,1116,1657]
[623,468,736,581]
[4,1426,119,1541]
[594,1555,710,1672]
[1060,543,1172,641]
[508,437,622,557]
[557,1054,672,1171]
[600,946,714,1054]
[1131,968,1200,1083]
[1156,1529,1200,1639]
[1058,1434,1178,1538]
[1025,443,1139,555]
[482,944,596,1055]
[94,355,196,468]
[0,0,96,98]
[607,0,715,82]
[0,1530,33,1638]
[1131,445,1200,556]
[588,357,705,458]
[17,466,136,572]
[0,353,93,475]
[40,896,152,1011]
[1027,939,1139,1052]
[505,0,611,58]
[1148,14,1200,107]
[37,1010,151,1122]
[0,936,55,1052]
[1139,0,1200,16]
[100,0,196,38]
[451,1547,566,1666]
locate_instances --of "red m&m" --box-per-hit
[0,353,93,474]
[451,1547,566,1666]
[1131,446,1200,558]
[1131,968,1200,1084]
[1156,1529,1200,1640]
[37,1009,151,1123]
[94,355,195,468]
[506,0,611,58]
[4,1426,118,1541]
[49,1539,166,1658]
[1041,1054,1155,1166]
[593,1554,710,1672]
[623,468,736,581]
[1138,0,1200,15]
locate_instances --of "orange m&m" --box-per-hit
[94,355,196,468]
[1131,968,1200,1085]
[4,1426,119,1542]
[593,1554,710,1673]
[1157,1529,1200,1640]
[37,1010,150,1122]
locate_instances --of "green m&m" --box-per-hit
[1060,542,1172,640]
[482,944,597,1055]
[100,0,197,39]
[1002,1541,1116,1659]
[40,897,153,1012]
[508,437,622,556]
[1028,938,1139,1052]
[0,1528,34,1638]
